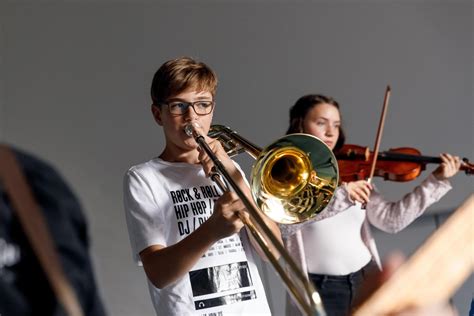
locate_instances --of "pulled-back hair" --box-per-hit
[150,57,217,105]
[286,94,346,151]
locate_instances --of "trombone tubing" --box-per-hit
[210,173,317,316]
[191,130,326,316]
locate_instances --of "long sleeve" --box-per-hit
[366,174,452,234]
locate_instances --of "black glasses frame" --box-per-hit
[159,100,215,116]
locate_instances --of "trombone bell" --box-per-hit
[209,125,338,224]
[252,133,338,224]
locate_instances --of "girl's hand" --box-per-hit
[345,180,373,204]
[432,153,461,180]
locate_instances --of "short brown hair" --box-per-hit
[150,57,218,105]
[286,94,346,151]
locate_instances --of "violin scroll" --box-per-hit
[461,158,474,175]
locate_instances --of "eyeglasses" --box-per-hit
[160,100,215,116]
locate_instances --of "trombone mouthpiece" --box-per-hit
[184,122,202,137]
[184,124,194,137]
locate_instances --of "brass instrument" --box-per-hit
[185,123,339,316]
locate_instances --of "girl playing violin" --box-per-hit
[282,94,462,316]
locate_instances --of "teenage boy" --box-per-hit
[123,57,280,315]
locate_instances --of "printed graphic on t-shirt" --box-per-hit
[190,260,258,312]
[170,185,221,237]
[204,235,243,258]
[190,261,256,310]
[168,184,261,314]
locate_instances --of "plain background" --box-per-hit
[0,1,472,315]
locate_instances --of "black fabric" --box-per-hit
[308,261,375,316]
[0,146,106,316]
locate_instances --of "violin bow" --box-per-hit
[367,85,391,184]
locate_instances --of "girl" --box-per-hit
[282,94,461,316]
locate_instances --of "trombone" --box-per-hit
[185,123,339,316]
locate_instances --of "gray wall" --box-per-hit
[0,1,472,315]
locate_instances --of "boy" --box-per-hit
[123,57,279,315]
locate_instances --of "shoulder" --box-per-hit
[6,145,87,237]
[12,146,74,196]
[123,160,163,193]
[10,146,83,213]
[125,158,164,178]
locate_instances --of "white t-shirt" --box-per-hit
[123,158,271,316]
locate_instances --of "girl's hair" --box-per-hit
[286,94,346,151]
[150,57,217,105]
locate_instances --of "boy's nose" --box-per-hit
[183,107,198,121]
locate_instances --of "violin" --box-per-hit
[335,144,474,183]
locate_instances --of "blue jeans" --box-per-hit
[308,261,374,316]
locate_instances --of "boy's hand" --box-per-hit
[189,122,236,177]
[206,191,245,240]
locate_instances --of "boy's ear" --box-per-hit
[151,104,164,126]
